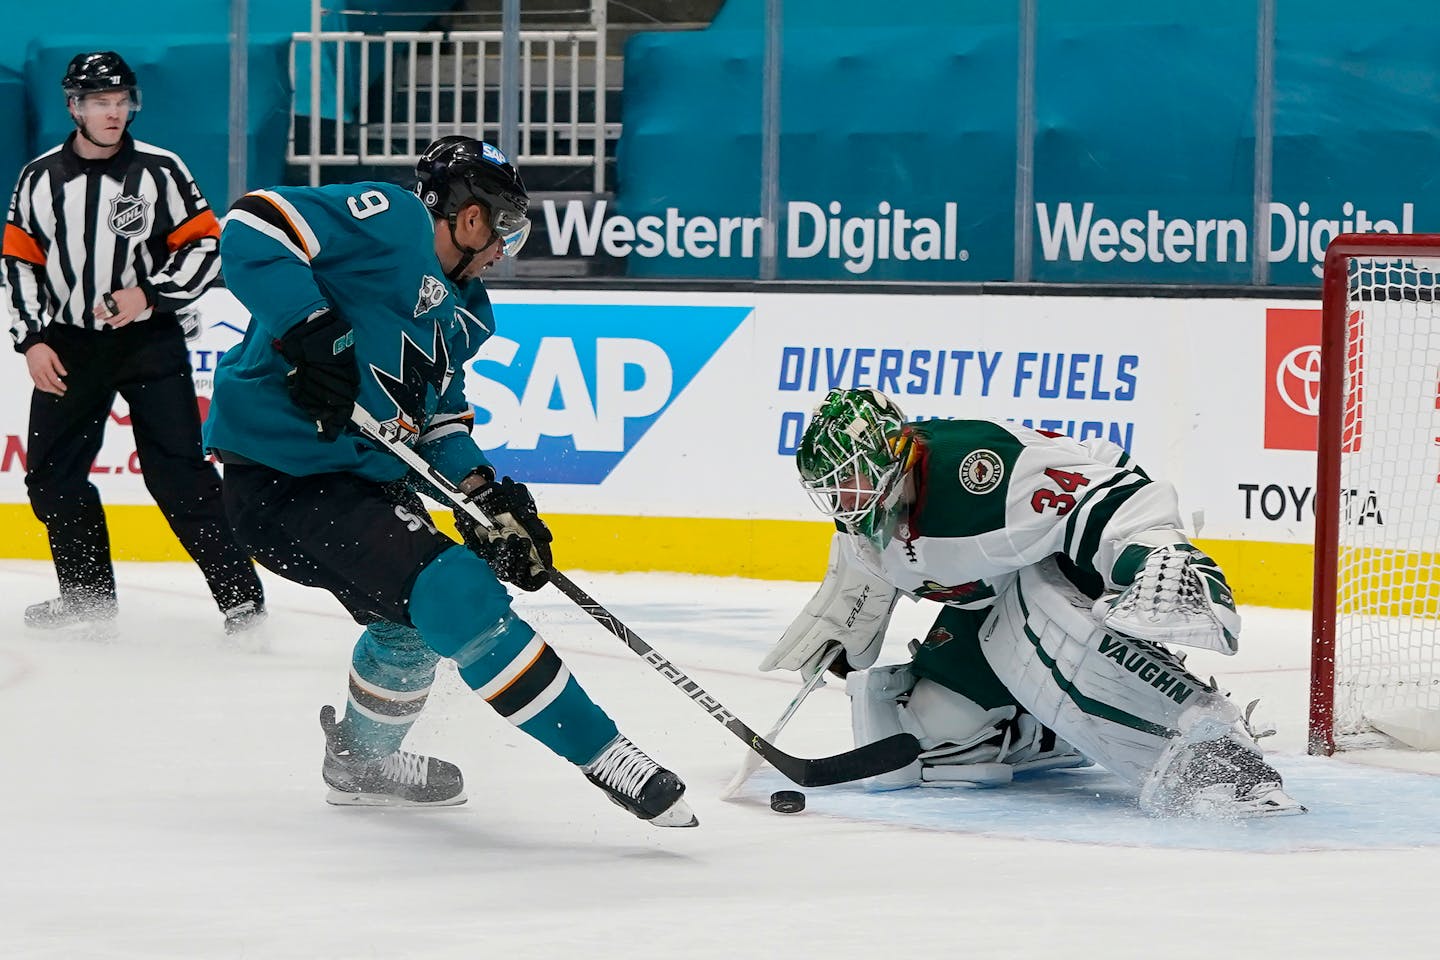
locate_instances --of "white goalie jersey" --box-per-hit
[850,418,1187,611]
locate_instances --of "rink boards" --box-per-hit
[0,287,1358,608]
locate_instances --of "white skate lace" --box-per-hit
[379,751,428,787]
[586,738,658,799]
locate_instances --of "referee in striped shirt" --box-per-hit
[2,51,264,635]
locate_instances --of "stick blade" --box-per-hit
[766,733,922,788]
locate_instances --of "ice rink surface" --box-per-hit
[2,559,1438,959]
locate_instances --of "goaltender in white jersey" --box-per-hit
[761,388,1304,818]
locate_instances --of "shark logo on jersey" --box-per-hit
[958,449,1005,495]
[370,323,452,436]
[108,194,151,238]
[414,275,448,318]
[469,304,752,484]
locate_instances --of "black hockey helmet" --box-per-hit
[415,136,530,258]
[62,51,139,100]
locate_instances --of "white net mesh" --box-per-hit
[1333,255,1440,749]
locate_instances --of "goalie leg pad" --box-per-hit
[978,558,1239,788]
[848,664,925,789]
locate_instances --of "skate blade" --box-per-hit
[1012,753,1094,777]
[1236,788,1308,818]
[24,619,119,642]
[1184,786,1307,819]
[649,797,699,828]
[325,789,468,808]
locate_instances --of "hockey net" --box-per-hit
[1309,233,1440,755]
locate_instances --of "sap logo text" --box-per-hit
[471,304,751,484]
[473,336,671,453]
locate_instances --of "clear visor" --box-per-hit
[71,89,140,117]
[493,210,531,258]
[800,453,901,527]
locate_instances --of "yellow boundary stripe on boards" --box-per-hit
[0,503,1315,609]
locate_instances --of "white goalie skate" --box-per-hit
[1140,726,1305,819]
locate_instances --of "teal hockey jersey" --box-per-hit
[205,182,493,485]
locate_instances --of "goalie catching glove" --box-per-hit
[1094,540,1240,654]
[455,466,554,592]
[760,532,900,677]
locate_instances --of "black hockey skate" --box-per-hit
[1144,736,1305,818]
[222,600,267,636]
[23,594,118,638]
[319,705,466,807]
[582,734,698,827]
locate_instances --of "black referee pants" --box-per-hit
[25,319,263,612]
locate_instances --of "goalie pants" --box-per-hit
[909,603,1070,755]
[25,320,263,611]
[220,462,618,764]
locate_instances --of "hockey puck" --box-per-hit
[770,790,806,814]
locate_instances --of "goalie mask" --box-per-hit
[796,388,914,540]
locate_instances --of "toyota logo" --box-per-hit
[1276,345,1322,416]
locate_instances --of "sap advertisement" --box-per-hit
[0,286,1372,550]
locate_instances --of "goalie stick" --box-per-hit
[351,405,922,788]
[720,644,843,800]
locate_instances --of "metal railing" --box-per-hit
[289,9,610,193]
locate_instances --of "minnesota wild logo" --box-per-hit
[958,449,1004,495]
[925,626,955,646]
[914,579,995,605]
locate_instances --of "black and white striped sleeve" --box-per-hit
[3,166,51,353]
[145,151,221,311]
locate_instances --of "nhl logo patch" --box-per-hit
[958,449,1004,495]
[108,194,151,238]
[413,275,448,318]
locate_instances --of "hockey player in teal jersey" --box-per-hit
[205,137,696,827]
[761,387,1304,818]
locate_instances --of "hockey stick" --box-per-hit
[351,405,922,788]
[720,644,842,800]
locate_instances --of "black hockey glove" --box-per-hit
[455,466,554,592]
[275,307,359,442]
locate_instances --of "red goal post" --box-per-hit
[1310,233,1440,755]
